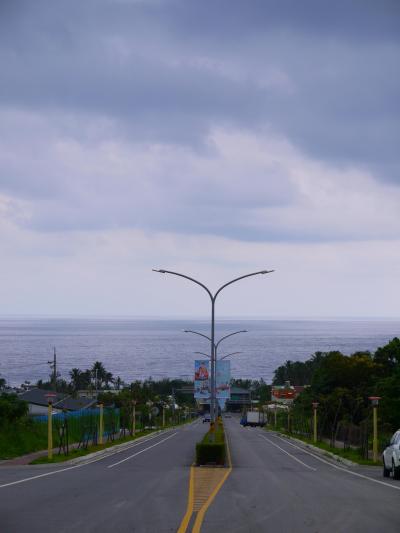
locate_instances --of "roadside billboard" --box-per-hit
[194,360,210,399]
[216,360,231,400]
[194,359,231,401]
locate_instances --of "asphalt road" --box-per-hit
[0,420,205,533]
[203,415,400,533]
[2,415,400,533]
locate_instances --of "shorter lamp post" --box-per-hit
[45,392,57,460]
[98,403,104,445]
[312,402,319,443]
[146,400,153,426]
[369,396,381,462]
[131,399,137,436]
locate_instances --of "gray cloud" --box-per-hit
[0,0,399,241]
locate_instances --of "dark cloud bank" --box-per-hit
[0,0,399,240]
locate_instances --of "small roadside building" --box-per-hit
[19,388,97,415]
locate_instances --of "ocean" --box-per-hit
[0,317,399,387]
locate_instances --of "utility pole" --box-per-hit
[48,347,57,392]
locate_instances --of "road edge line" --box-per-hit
[272,432,400,492]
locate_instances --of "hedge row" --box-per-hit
[196,423,226,465]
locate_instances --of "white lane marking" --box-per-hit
[108,432,178,468]
[0,430,173,489]
[258,434,317,471]
[0,463,83,489]
[271,433,400,492]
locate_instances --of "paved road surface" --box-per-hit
[2,415,400,532]
[203,415,400,533]
[0,421,205,533]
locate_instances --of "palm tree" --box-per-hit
[91,361,113,390]
[69,368,83,391]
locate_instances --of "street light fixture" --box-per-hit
[153,269,274,423]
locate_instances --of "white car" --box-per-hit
[382,429,400,479]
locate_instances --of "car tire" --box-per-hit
[392,460,400,480]
[383,461,391,478]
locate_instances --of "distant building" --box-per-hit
[271,381,306,404]
[225,386,250,411]
[19,388,97,415]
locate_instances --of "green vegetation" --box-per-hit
[1,368,195,460]
[271,338,400,460]
[196,422,226,465]
[0,394,42,459]
[30,429,155,464]
[31,415,194,464]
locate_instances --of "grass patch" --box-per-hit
[30,429,155,464]
[0,421,48,459]
[277,430,377,466]
[30,417,195,464]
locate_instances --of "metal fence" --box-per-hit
[31,407,120,455]
[270,408,392,460]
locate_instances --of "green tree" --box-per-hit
[0,394,28,424]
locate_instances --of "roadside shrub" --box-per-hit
[196,423,226,465]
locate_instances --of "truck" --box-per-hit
[242,411,266,427]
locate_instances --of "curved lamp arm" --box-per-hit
[220,351,242,361]
[214,270,274,300]
[183,330,211,342]
[215,329,247,350]
[152,269,213,300]
[194,351,211,359]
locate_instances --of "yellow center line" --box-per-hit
[177,430,233,533]
[177,465,195,533]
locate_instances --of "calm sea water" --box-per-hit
[0,317,399,386]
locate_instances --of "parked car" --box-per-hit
[202,413,211,423]
[382,429,400,479]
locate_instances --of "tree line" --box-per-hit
[273,337,400,433]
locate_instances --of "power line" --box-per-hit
[0,361,49,370]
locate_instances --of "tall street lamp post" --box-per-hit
[153,269,274,424]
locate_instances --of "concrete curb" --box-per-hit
[273,431,357,467]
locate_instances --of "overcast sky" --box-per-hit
[0,0,399,318]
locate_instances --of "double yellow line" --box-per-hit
[177,436,232,533]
